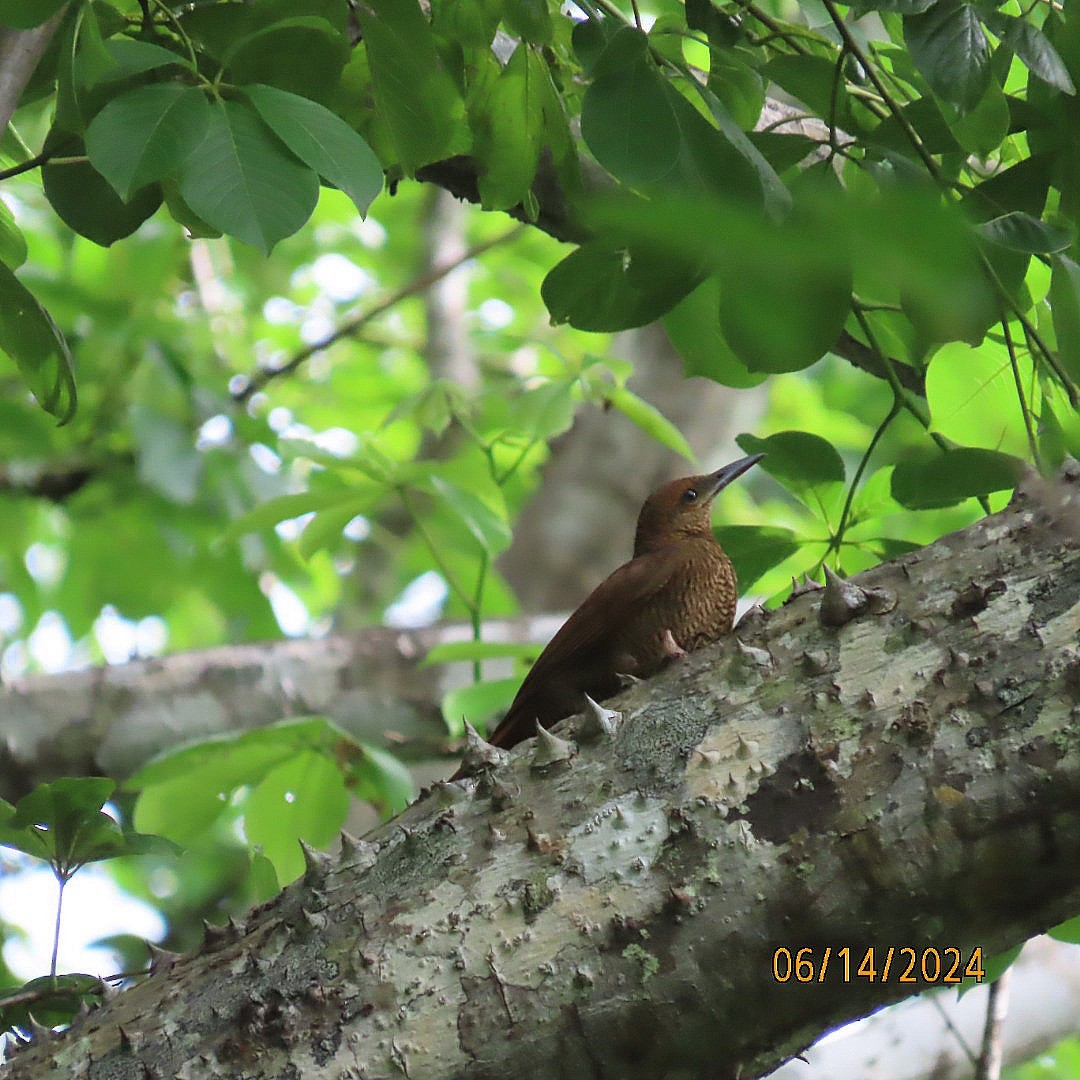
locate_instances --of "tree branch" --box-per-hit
[0,11,68,137]
[0,614,565,802]
[5,467,1077,1079]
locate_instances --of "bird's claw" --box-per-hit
[661,629,687,659]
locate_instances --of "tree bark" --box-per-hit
[5,468,1077,1079]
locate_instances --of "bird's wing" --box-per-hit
[485,548,684,749]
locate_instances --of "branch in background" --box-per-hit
[0,613,565,802]
[0,10,69,137]
[231,224,524,403]
[976,970,1011,1080]
[0,457,134,502]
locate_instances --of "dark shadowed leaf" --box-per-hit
[904,1,991,113]
[0,264,76,423]
[0,0,68,28]
[974,212,1072,254]
[737,431,846,488]
[983,12,1076,94]
[581,30,680,188]
[43,138,162,247]
[1049,254,1080,384]
[891,448,1023,508]
[713,525,802,592]
[542,242,700,332]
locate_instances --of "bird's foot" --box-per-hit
[660,629,687,660]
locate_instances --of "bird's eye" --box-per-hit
[683,488,698,502]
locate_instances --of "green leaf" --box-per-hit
[0,198,27,268]
[353,743,414,818]
[441,677,521,736]
[581,28,680,189]
[219,489,373,545]
[542,241,701,332]
[0,0,68,29]
[86,84,213,201]
[426,475,512,555]
[474,45,545,211]
[984,12,1076,95]
[0,778,173,871]
[502,0,552,45]
[718,235,852,374]
[243,84,383,217]
[974,212,1072,255]
[904,1,991,113]
[959,942,1021,996]
[422,640,543,665]
[663,277,768,388]
[42,137,162,247]
[925,340,1035,457]
[713,525,802,592]
[736,431,846,488]
[0,263,76,423]
[222,17,350,102]
[127,717,346,789]
[1047,915,1080,944]
[847,0,936,11]
[356,0,470,170]
[245,750,349,883]
[891,448,1023,509]
[84,38,193,87]
[0,974,103,1032]
[506,381,576,442]
[1049,255,1080,384]
[176,98,319,254]
[608,387,695,462]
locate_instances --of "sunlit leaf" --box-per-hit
[607,387,695,461]
[441,677,520,736]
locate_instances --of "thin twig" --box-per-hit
[830,398,900,554]
[1001,318,1041,470]
[930,994,979,1066]
[819,0,943,183]
[233,225,525,402]
[975,968,1012,1080]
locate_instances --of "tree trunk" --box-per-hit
[5,469,1078,1080]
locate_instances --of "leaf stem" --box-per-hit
[1001,318,1041,470]
[830,399,900,555]
[50,873,67,979]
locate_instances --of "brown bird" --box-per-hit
[452,453,764,775]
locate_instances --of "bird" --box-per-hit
[451,452,764,777]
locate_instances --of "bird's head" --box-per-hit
[633,453,764,555]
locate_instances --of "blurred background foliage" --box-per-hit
[0,0,1078,1066]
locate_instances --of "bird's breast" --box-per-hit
[612,544,737,677]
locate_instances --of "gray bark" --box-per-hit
[5,469,1078,1080]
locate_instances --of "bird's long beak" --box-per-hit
[702,453,765,501]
